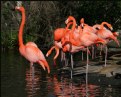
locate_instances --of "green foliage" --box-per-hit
[1,31,18,49]
[1,1,121,50]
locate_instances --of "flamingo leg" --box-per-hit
[86,47,89,97]
[92,45,94,59]
[71,53,73,79]
[30,63,34,81]
[61,50,64,62]
[95,46,97,58]
[63,52,65,63]
[100,45,102,56]
[63,52,68,66]
[105,45,108,67]
[65,58,68,67]
[82,51,84,61]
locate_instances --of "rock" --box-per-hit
[109,53,121,60]
[98,65,121,77]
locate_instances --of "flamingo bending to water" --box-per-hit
[15,6,50,74]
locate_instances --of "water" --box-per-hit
[1,50,121,97]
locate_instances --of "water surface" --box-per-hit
[1,50,121,97]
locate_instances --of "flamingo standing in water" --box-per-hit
[79,18,101,59]
[46,19,72,65]
[62,16,106,78]
[46,21,79,68]
[46,22,72,64]
[15,6,50,78]
[93,22,120,66]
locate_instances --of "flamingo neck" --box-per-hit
[64,22,73,35]
[70,18,76,33]
[18,9,25,46]
[101,22,108,29]
[69,17,76,40]
[66,22,73,30]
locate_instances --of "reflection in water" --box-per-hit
[25,67,41,97]
[47,74,100,97]
[1,51,121,97]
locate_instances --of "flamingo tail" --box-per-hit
[109,35,120,47]
[37,61,46,71]
[38,60,50,74]
[95,38,106,45]
[41,60,50,74]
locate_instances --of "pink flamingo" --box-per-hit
[15,6,50,79]
[94,22,120,66]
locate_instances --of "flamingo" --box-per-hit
[75,21,106,94]
[94,22,120,66]
[53,19,73,63]
[46,22,73,63]
[47,20,72,65]
[15,6,50,78]
[80,18,101,59]
[46,21,78,68]
[62,16,81,47]
[61,21,89,79]
[46,21,79,62]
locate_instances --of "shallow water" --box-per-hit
[1,50,121,97]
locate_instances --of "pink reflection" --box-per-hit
[25,67,41,97]
[48,74,100,97]
[80,84,100,97]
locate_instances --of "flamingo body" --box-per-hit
[16,6,50,73]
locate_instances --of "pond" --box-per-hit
[1,50,121,97]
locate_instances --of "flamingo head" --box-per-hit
[65,16,75,24]
[113,32,119,37]
[102,22,113,31]
[107,24,113,31]
[15,6,25,12]
[65,19,69,24]
[80,18,84,28]
[80,18,84,23]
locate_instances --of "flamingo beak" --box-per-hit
[113,32,119,37]
[110,27,113,31]
[110,35,120,47]
[65,19,68,24]
[15,6,20,10]
[81,23,84,28]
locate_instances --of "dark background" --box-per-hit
[1,1,121,50]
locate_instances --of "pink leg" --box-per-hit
[92,45,94,59]
[100,45,103,56]
[71,53,73,79]
[61,50,63,62]
[30,63,34,81]
[105,46,108,67]
[82,51,84,61]
[86,47,89,97]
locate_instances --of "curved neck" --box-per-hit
[66,22,73,30]
[18,9,25,46]
[70,17,76,33]
[100,22,108,29]
[93,24,100,29]
[64,22,73,35]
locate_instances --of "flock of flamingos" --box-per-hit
[15,5,120,80]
